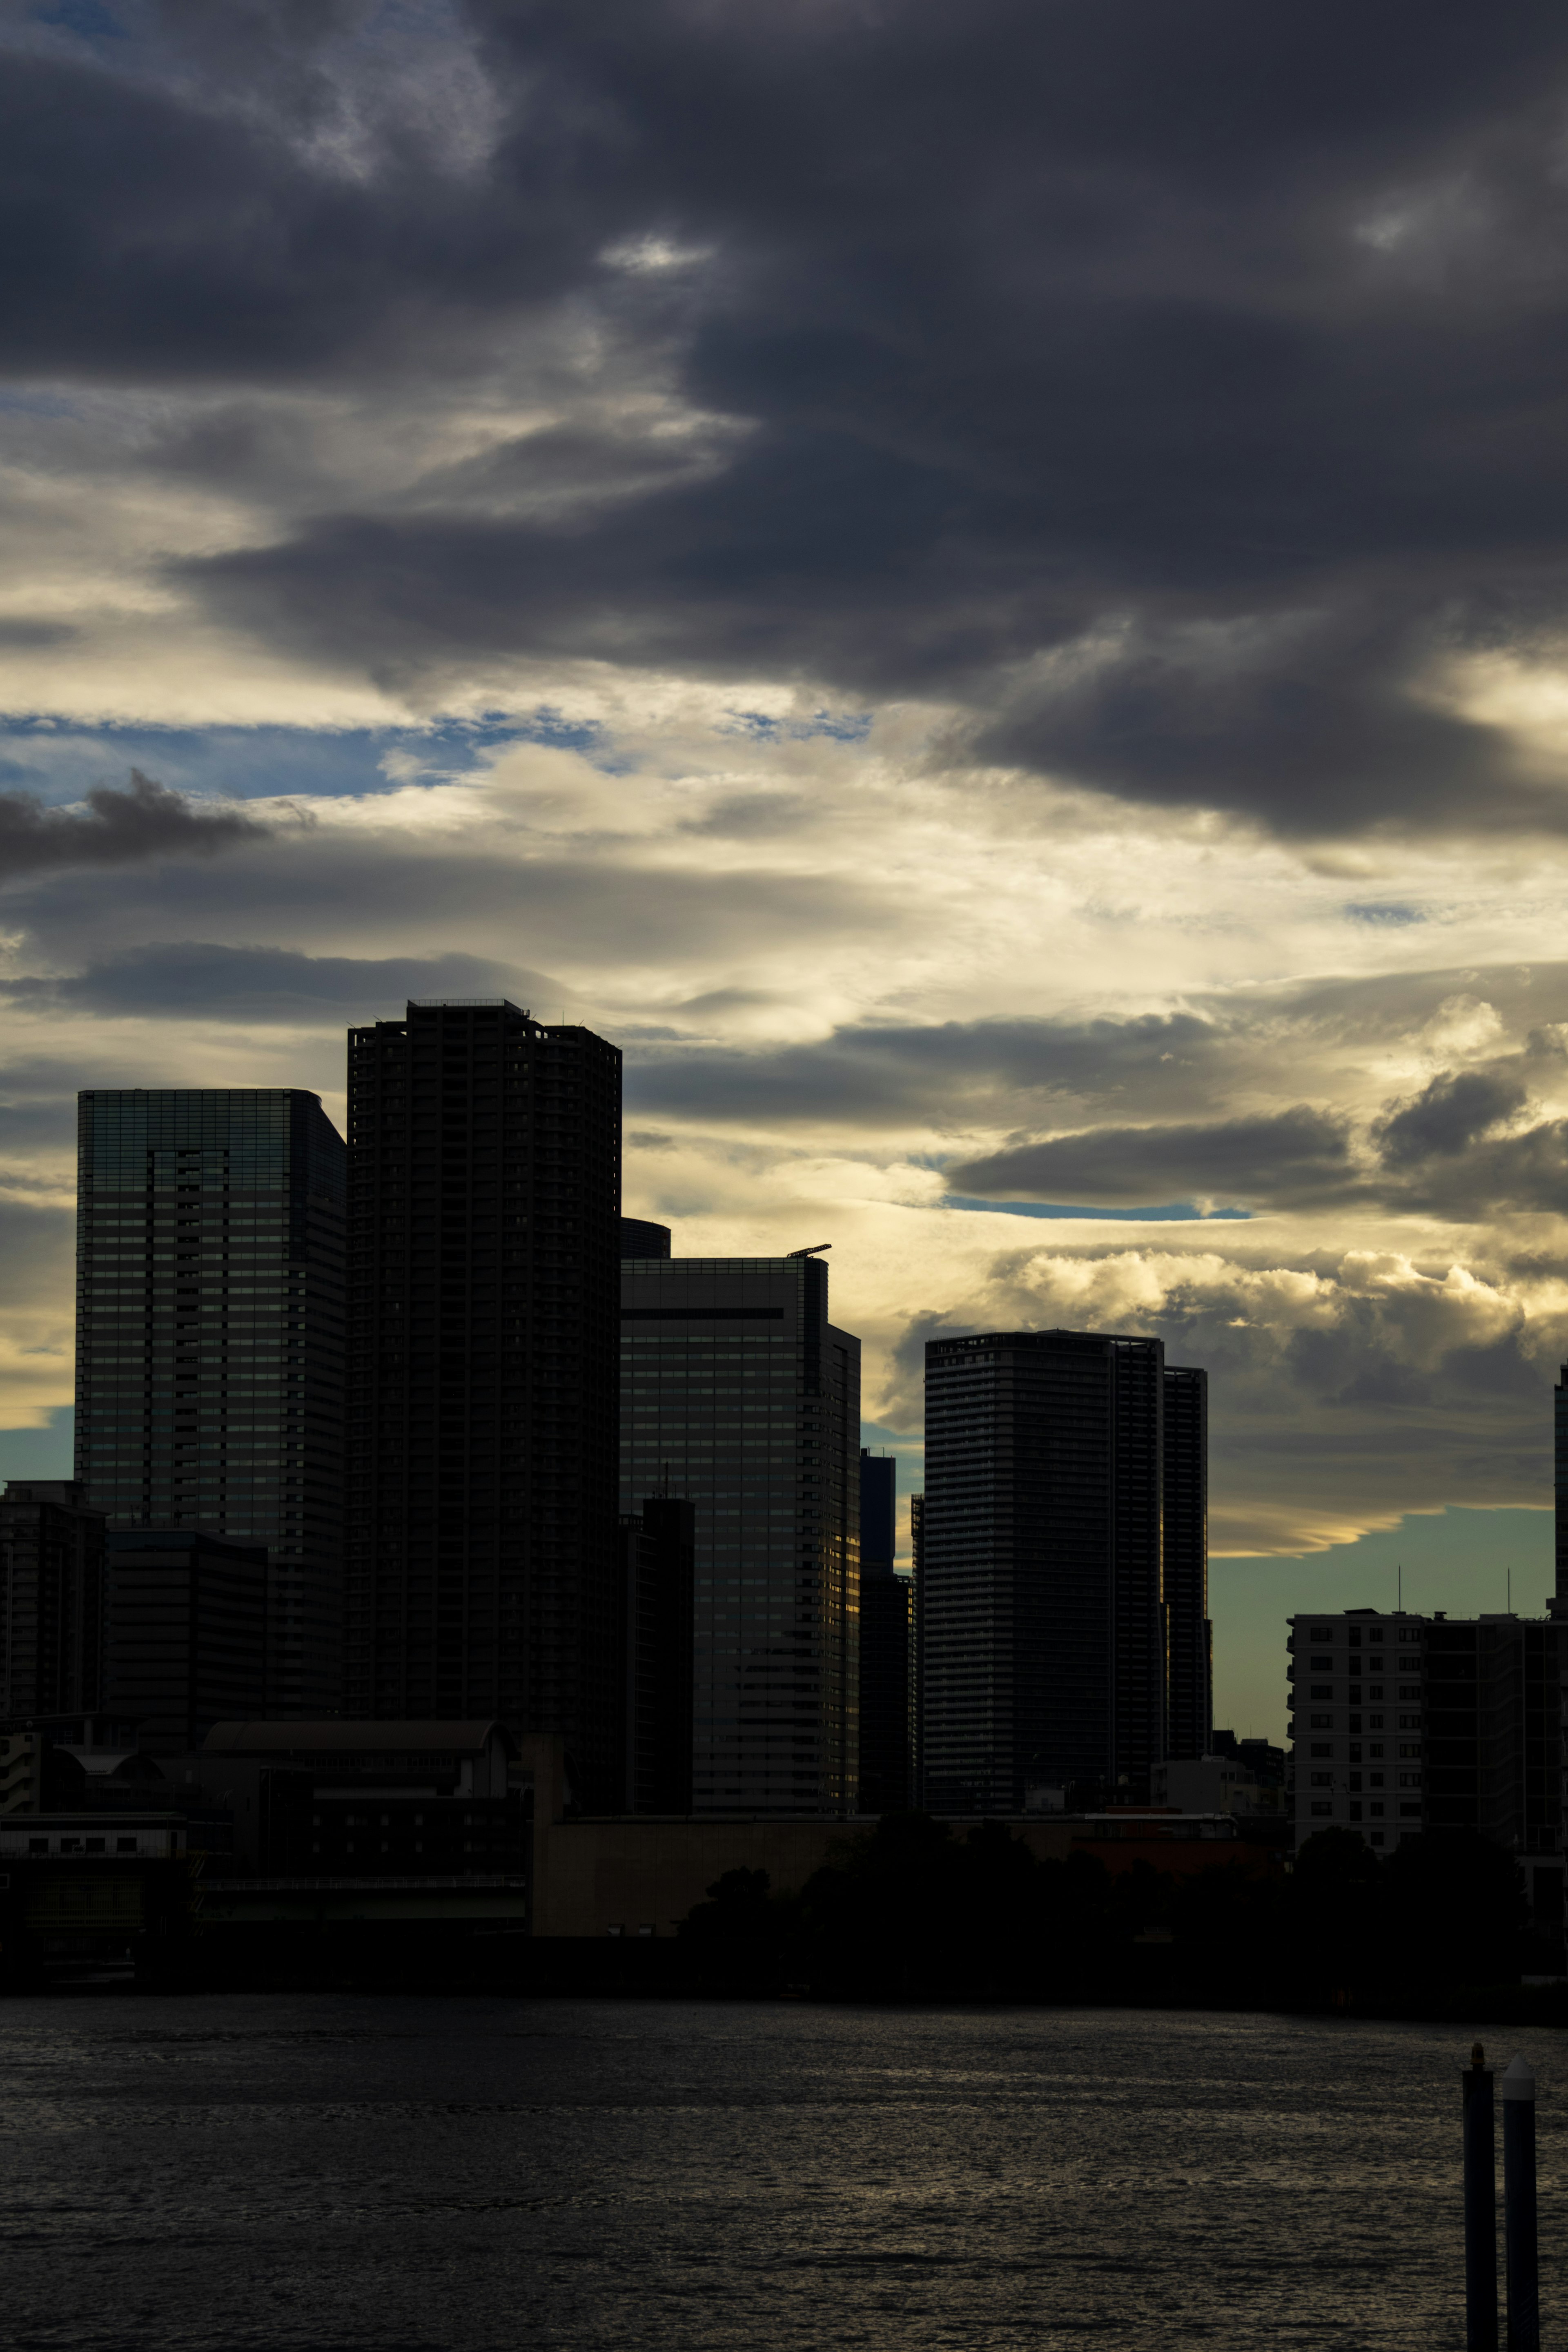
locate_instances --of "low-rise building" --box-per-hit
[1152,1754,1282,1815]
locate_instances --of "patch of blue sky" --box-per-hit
[0,708,608,805]
[723,708,873,742]
[30,0,127,42]
[0,1405,74,1478]
[0,389,79,418]
[1343,901,1424,925]
[944,1194,1251,1222]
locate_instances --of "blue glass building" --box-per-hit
[74,1090,346,1718]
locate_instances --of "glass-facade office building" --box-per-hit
[920,1328,1207,1813]
[620,1252,860,1815]
[74,1090,346,1718]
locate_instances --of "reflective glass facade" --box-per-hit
[74,1089,345,1718]
[921,1328,1205,1811]
[620,1255,859,1815]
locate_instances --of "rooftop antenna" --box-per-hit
[1508,1566,1512,1612]
[1398,1562,1402,1613]
[788,1243,831,1256]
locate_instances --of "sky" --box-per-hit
[5,1,1568,1741]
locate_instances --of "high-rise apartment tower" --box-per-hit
[344,1002,622,1802]
[920,1328,1206,1813]
[74,1089,345,1717]
[1288,1607,1561,1936]
[620,1248,859,1815]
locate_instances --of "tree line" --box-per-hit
[677,1813,1531,2005]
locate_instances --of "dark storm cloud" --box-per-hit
[1375,1069,1528,1167]
[15,4,1568,829]
[0,943,550,1022]
[0,772,267,881]
[627,1012,1227,1125]
[949,1107,1354,1211]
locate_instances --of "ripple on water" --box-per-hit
[0,1998,1558,2350]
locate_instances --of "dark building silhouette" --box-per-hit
[344,1001,622,1803]
[910,1489,926,1798]
[1163,1364,1212,1760]
[921,1328,1206,1813]
[197,1719,526,1877]
[74,1089,345,1717]
[858,1450,913,1814]
[620,1219,671,1259]
[621,1252,860,1815]
[1290,1607,1562,1924]
[105,1527,267,1754]
[0,1480,105,1720]
[619,1495,695,1812]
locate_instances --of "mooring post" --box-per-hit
[1464,2042,1499,2352]
[1501,2056,1539,2352]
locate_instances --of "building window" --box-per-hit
[1309,1685,1334,1699]
[1369,1802,1384,1817]
[1399,1714,1421,1730]
[1399,1772,1421,1788]
[1310,1743,1332,1758]
[1309,1714,1332,1729]
[1310,1801,1332,1816]
[1310,1772,1332,1787]
[116,1837,136,1853]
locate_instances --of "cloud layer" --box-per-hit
[6,5,1568,1592]
[9,6,1568,831]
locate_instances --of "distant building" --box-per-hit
[1163,1365,1212,1762]
[1152,1753,1282,1815]
[74,1088,346,1718]
[343,1002,622,1802]
[0,1479,105,1721]
[196,1719,527,1877]
[858,1451,913,1814]
[619,1496,695,1813]
[920,1329,1208,1813]
[621,1252,860,1815]
[911,1490,926,1795]
[105,1528,268,1754]
[620,1219,672,1259]
[1288,1606,1563,1924]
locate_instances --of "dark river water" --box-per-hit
[1,1994,1561,2350]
